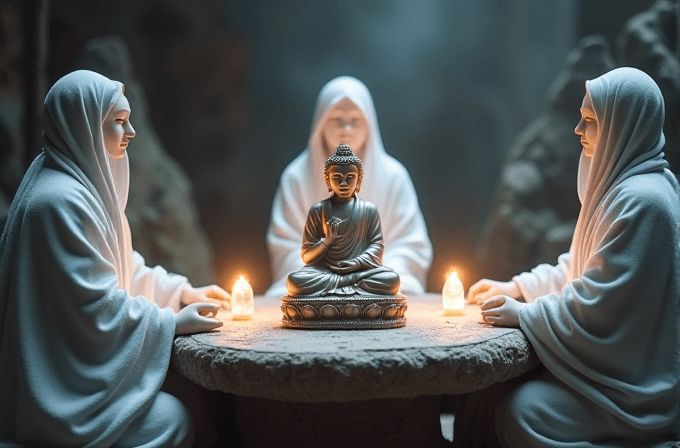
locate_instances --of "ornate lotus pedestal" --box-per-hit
[280,294,407,329]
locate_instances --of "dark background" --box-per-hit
[0,0,657,293]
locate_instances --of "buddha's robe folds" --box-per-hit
[287,197,399,297]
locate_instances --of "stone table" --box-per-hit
[171,294,539,448]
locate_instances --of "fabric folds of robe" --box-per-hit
[266,76,432,296]
[0,70,188,447]
[517,174,680,439]
[512,67,680,443]
[512,252,572,303]
[288,197,398,296]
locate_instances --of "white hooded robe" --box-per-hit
[498,67,680,446]
[0,70,191,447]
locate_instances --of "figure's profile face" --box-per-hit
[322,97,368,158]
[574,90,598,157]
[327,164,360,199]
[103,93,135,159]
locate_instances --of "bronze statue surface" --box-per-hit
[282,144,406,329]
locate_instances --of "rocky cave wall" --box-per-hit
[1,0,675,291]
[477,0,680,281]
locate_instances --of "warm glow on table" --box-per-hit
[442,270,465,315]
[231,276,254,320]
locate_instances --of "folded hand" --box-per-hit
[330,259,361,274]
[480,295,525,328]
[174,302,223,335]
[467,279,521,304]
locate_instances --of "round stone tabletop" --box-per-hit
[171,294,539,403]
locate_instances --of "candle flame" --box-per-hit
[231,273,254,320]
[444,266,461,282]
[443,266,465,315]
[234,275,250,290]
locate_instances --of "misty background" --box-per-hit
[1,0,658,293]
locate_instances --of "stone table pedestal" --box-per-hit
[171,294,539,447]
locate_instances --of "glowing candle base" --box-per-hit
[232,276,254,320]
[443,304,465,316]
[443,271,465,316]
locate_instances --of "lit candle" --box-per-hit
[231,276,254,320]
[443,270,465,315]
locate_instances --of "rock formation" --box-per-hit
[617,0,680,174]
[477,36,616,280]
[478,0,680,281]
[75,35,215,285]
[0,96,24,230]
[0,0,25,230]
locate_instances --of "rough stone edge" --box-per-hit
[171,330,540,403]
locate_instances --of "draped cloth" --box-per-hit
[504,68,680,446]
[0,70,189,446]
[286,197,399,297]
[266,76,432,296]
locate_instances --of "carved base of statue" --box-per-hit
[281,293,407,329]
[281,144,407,329]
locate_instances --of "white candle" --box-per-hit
[443,270,464,315]
[231,276,254,320]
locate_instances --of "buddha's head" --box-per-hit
[324,144,364,198]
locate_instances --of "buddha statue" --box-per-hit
[286,144,400,298]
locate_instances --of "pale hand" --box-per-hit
[174,302,223,335]
[182,284,231,310]
[467,279,522,304]
[480,296,525,328]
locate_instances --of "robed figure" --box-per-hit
[0,70,226,447]
[287,145,400,297]
[461,67,680,447]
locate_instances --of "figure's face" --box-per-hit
[327,164,360,199]
[574,90,598,157]
[322,97,368,158]
[103,93,135,159]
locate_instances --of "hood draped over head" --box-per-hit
[572,67,676,279]
[42,69,133,288]
[0,70,181,446]
[306,76,387,205]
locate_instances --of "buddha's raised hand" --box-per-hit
[467,279,522,304]
[323,220,341,245]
